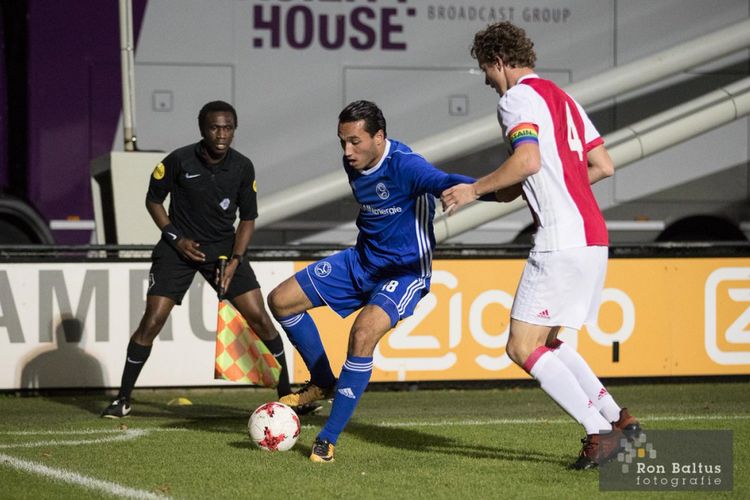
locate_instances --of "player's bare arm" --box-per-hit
[146,199,205,263]
[441,143,540,214]
[220,219,255,291]
[586,144,615,184]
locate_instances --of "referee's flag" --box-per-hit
[214,301,280,387]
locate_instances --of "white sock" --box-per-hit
[527,347,612,435]
[551,340,621,423]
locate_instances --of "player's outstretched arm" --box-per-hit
[440,183,477,215]
[409,162,498,214]
[442,143,539,214]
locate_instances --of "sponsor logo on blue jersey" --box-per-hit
[361,204,402,216]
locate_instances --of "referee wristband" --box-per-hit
[162,223,183,248]
[231,253,244,265]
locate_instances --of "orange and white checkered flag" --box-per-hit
[214,300,280,387]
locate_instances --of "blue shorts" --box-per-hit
[296,247,430,327]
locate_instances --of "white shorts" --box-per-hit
[511,246,608,330]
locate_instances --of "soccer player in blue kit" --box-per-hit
[267,100,486,462]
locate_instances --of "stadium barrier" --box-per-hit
[0,243,748,390]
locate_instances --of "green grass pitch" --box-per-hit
[1,381,747,499]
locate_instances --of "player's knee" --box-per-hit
[505,339,529,367]
[266,287,284,317]
[267,280,306,319]
[348,327,377,356]
[252,314,278,340]
[135,314,167,343]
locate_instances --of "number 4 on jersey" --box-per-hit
[565,102,584,161]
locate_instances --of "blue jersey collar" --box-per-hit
[361,139,391,176]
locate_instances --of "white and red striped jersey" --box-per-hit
[498,73,608,250]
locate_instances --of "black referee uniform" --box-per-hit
[100,102,309,420]
[146,141,261,304]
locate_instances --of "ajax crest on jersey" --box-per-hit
[248,402,300,452]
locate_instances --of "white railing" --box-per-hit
[434,77,750,241]
[256,18,750,230]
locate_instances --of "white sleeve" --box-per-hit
[499,85,542,135]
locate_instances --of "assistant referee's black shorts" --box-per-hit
[147,239,260,305]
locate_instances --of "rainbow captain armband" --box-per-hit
[508,122,539,150]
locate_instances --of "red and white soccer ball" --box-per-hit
[248,402,300,452]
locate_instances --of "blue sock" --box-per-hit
[318,356,373,445]
[277,313,336,388]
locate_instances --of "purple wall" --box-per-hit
[0,10,6,191]
[28,0,146,243]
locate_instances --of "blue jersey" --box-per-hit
[344,139,473,278]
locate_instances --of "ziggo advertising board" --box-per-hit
[301,258,750,382]
[0,258,748,389]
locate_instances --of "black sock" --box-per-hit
[117,339,152,400]
[263,334,291,397]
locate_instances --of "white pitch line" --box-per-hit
[0,453,169,500]
[0,428,189,449]
[0,428,188,436]
[0,429,148,449]
[296,413,750,430]
[368,413,750,428]
[0,429,130,436]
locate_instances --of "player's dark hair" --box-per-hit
[338,100,387,138]
[471,21,536,68]
[198,100,238,130]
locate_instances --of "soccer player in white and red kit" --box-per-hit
[441,22,641,469]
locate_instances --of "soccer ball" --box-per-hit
[248,402,300,451]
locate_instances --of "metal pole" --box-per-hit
[119,0,137,151]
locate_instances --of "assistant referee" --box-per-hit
[102,101,310,417]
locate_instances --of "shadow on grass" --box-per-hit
[25,392,273,442]
[116,398,569,466]
[32,391,111,416]
[131,400,327,438]
[227,437,315,460]
[38,392,570,466]
[343,420,570,466]
[37,393,254,424]
[224,415,570,466]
